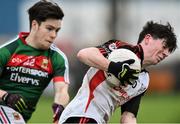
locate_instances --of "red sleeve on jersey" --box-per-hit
[53,76,65,83]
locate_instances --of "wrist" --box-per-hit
[1,92,9,102]
[52,103,64,113]
[107,61,116,73]
[52,103,64,123]
[52,103,64,122]
[0,90,8,100]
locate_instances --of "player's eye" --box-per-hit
[56,29,60,33]
[47,27,53,31]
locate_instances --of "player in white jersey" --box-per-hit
[59,21,177,124]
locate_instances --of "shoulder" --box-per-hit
[0,36,19,55]
[0,36,19,49]
[50,44,69,63]
[50,44,67,57]
[97,39,133,57]
[98,39,131,49]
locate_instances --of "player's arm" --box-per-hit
[77,47,110,71]
[120,93,144,124]
[54,82,69,106]
[51,51,70,124]
[0,66,7,98]
[0,66,28,113]
[121,111,137,124]
[52,81,69,124]
[0,90,7,98]
[77,46,138,85]
[0,89,28,114]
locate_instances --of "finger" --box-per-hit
[53,120,59,124]
[130,69,140,74]
[126,80,133,85]
[15,103,23,112]
[17,100,25,111]
[20,98,28,109]
[16,99,27,112]
[120,80,126,86]
[53,115,58,123]
[129,75,138,80]
[123,59,135,65]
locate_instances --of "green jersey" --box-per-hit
[0,32,69,121]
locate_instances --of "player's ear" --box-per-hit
[144,34,151,45]
[31,20,39,31]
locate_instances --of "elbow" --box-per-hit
[121,111,137,124]
[77,49,85,61]
[77,47,95,61]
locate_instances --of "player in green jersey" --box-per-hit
[0,0,69,123]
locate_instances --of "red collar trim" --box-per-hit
[137,44,144,66]
[18,32,29,44]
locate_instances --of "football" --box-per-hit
[105,48,141,87]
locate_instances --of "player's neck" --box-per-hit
[25,34,38,49]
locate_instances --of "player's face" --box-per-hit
[143,34,170,66]
[33,19,61,50]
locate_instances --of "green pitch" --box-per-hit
[28,93,180,123]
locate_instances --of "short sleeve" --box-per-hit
[50,45,70,84]
[96,39,130,57]
[121,93,145,117]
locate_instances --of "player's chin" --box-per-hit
[154,60,161,65]
[41,45,51,50]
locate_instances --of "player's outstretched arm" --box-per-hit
[77,47,139,85]
[120,111,137,124]
[77,47,110,71]
[52,82,69,124]
[1,91,28,113]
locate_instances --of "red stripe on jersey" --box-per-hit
[82,118,87,123]
[115,40,128,48]
[79,117,83,124]
[0,110,8,124]
[0,107,10,123]
[53,76,65,82]
[99,48,106,53]
[85,70,106,112]
[7,54,53,73]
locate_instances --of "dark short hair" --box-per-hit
[28,0,64,29]
[137,21,177,53]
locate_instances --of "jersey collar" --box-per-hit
[137,44,144,66]
[19,32,30,45]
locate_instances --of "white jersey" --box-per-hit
[0,105,25,124]
[59,67,149,123]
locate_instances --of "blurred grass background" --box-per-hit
[0,1,180,124]
[28,93,180,123]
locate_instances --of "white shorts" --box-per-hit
[0,105,25,124]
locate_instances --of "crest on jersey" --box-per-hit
[13,112,21,120]
[41,58,48,69]
[108,43,117,51]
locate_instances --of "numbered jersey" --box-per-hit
[59,40,149,123]
[0,32,69,121]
